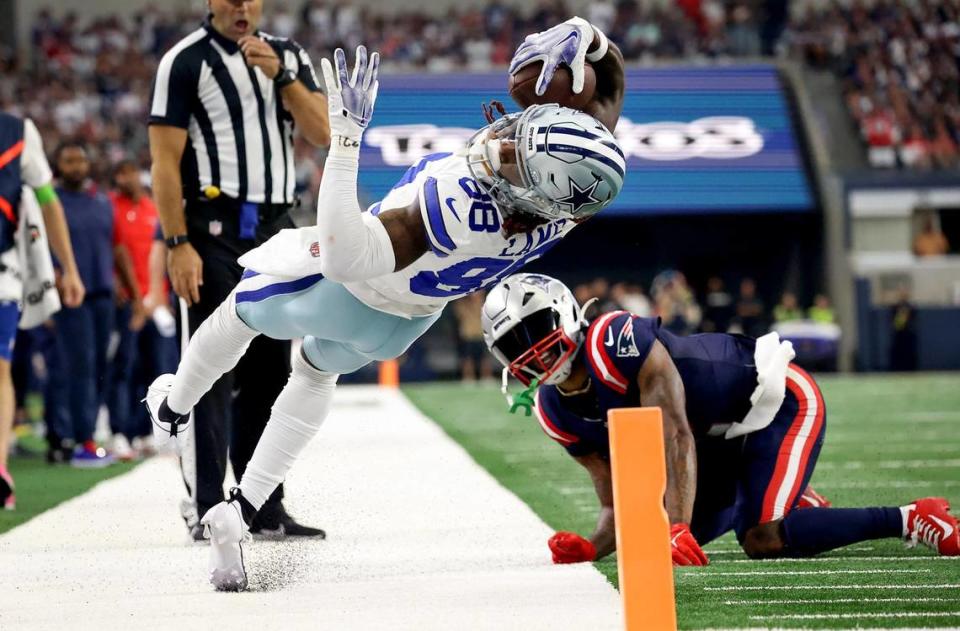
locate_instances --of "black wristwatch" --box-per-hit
[274,65,297,89]
[165,234,190,248]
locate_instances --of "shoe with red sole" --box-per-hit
[797,486,832,509]
[903,497,960,556]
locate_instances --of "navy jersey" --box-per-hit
[535,311,759,458]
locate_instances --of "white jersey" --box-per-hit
[343,151,575,317]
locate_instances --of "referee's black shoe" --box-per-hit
[250,502,326,539]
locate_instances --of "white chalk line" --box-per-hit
[703,583,960,591]
[749,612,960,621]
[684,568,930,577]
[724,597,960,605]
[813,479,960,489]
[816,458,960,470]
[714,556,953,564]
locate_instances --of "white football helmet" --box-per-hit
[481,273,591,386]
[466,104,625,223]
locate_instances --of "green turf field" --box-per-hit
[0,436,140,535]
[404,373,960,629]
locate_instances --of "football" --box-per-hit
[508,61,597,111]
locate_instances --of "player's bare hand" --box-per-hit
[548,531,596,564]
[58,269,85,308]
[239,36,281,79]
[670,523,708,566]
[129,299,148,332]
[167,243,203,306]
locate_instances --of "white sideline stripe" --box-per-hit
[816,458,960,470]
[706,545,876,556]
[750,612,960,621]
[716,556,956,564]
[725,597,960,605]
[687,568,930,577]
[704,583,960,591]
[0,387,622,631]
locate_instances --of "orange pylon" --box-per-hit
[378,359,399,388]
[608,407,677,631]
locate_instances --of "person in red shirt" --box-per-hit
[107,160,177,459]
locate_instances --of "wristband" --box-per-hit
[328,135,361,159]
[586,28,609,63]
[165,234,190,248]
[34,183,58,205]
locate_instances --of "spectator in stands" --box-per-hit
[734,277,766,337]
[913,211,950,257]
[610,282,651,317]
[45,141,139,468]
[773,291,804,323]
[808,294,836,324]
[890,286,918,371]
[452,291,493,383]
[652,270,701,335]
[701,275,734,333]
[106,160,174,460]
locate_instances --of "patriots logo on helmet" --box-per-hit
[616,319,640,358]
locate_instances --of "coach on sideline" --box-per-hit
[148,0,329,539]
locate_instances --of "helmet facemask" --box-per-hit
[491,307,579,386]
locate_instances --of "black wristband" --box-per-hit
[274,65,297,88]
[165,234,190,248]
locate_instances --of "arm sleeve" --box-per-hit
[21,118,53,189]
[313,153,396,283]
[149,48,198,129]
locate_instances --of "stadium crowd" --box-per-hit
[789,0,960,169]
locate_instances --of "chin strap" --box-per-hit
[502,368,540,416]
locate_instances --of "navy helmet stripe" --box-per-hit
[547,127,626,160]
[536,143,625,178]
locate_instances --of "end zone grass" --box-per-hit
[404,374,960,629]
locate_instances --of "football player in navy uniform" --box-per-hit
[481,274,960,565]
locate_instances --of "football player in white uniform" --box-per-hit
[147,17,625,591]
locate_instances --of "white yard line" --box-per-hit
[725,597,960,605]
[685,568,930,577]
[813,480,960,489]
[715,556,955,564]
[704,584,960,591]
[0,386,621,631]
[816,459,960,470]
[750,612,960,621]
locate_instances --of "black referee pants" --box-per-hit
[180,200,294,518]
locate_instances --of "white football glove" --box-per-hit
[509,17,595,95]
[320,45,380,148]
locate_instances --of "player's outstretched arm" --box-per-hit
[315,46,430,281]
[575,452,617,559]
[509,18,625,132]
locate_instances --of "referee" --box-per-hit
[148,0,329,539]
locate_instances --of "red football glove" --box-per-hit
[548,531,596,564]
[670,523,708,566]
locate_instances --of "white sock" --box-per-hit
[900,504,914,538]
[239,353,339,509]
[168,291,257,415]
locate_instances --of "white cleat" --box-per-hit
[144,373,189,449]
[200,500,250,591]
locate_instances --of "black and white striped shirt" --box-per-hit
[149,20,321,205]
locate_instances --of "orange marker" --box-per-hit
[378,359,399,388]
[608,407,677,631]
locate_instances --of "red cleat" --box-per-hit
[903,497,960,556]
[797,486,832,509]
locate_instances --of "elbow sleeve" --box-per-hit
[315,157,396,283]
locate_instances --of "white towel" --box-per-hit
[725,331,796,439]
[17,187,60,329]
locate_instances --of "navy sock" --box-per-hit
[780,507,903,556]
